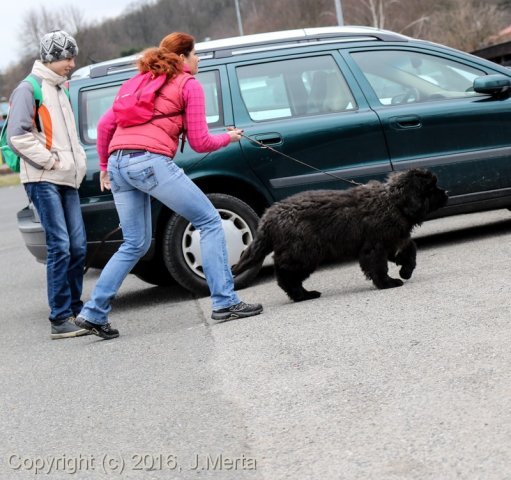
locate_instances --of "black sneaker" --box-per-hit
[75,317,119,340]
[211,301,263,321]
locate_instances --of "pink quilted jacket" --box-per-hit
[96,68,230,171]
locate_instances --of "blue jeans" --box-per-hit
[24,182,86,322]
[79,151,239,324]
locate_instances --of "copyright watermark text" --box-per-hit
[6,452,257,475]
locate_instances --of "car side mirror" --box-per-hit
[473,74,511,96]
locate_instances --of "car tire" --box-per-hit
[162,193,261,296]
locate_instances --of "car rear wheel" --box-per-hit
[162,193,261,296]
[132,257,176,286]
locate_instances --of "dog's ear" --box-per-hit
[389,169,430,220]
[401,195,428,219]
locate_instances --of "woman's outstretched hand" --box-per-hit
[227,126,244,143]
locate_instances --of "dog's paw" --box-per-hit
[399,266,414,280]
[304,290,321,300]
[292,290,322,302]
[374,277,404,289]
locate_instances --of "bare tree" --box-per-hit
[342,0,431,34]
[426,0,508,50]
[2,0,510,99]
[341,0,508,47]
[64,5,89,32]
[241,0,337,34]
[361,0,397,29]
[19,5,89,59]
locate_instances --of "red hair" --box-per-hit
[137,32,195,78]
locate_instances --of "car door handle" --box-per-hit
[253,133,283,145]
[390,115,422,129]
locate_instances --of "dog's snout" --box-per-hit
[436,188,449,208]
[436,185,448,197]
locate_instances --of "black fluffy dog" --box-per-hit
[232,169,448,302]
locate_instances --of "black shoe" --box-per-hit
[211,301,263,321]
[75,317,119,339]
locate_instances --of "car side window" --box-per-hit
[351,50,485,106]
[80,70,223,144]
[236,56,356,122]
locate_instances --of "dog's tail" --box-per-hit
[232,232,272,276]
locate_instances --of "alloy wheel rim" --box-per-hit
[181,208,253,279]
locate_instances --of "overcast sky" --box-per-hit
[0,0,135,70]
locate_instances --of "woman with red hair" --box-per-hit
[76,32,263,339]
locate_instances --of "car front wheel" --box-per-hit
[162,193,261,296]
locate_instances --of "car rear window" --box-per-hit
[79,70,224,144]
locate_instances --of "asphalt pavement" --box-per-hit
[1,183,511,480]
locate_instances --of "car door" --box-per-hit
[227,52,392,201]
[345,46,511,209]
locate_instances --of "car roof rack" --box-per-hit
[197,26,408,59]
[83,26,408,79]
[88,58,139,78]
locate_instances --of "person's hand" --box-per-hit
[51,159,60,170]
[227,126,244,143]
[100,170,111,192]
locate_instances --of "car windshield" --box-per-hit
[351,50,485,105]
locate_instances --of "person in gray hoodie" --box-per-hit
[8,30,88,339]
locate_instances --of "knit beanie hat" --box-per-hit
[40,30,78,63]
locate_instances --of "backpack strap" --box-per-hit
[21,75,68,130]
[176,73,194,153]
[24,75,43,132]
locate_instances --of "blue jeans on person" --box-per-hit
[24,182,87,322]
[79,151,240,325]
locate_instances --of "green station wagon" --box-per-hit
[17,26,511,294]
